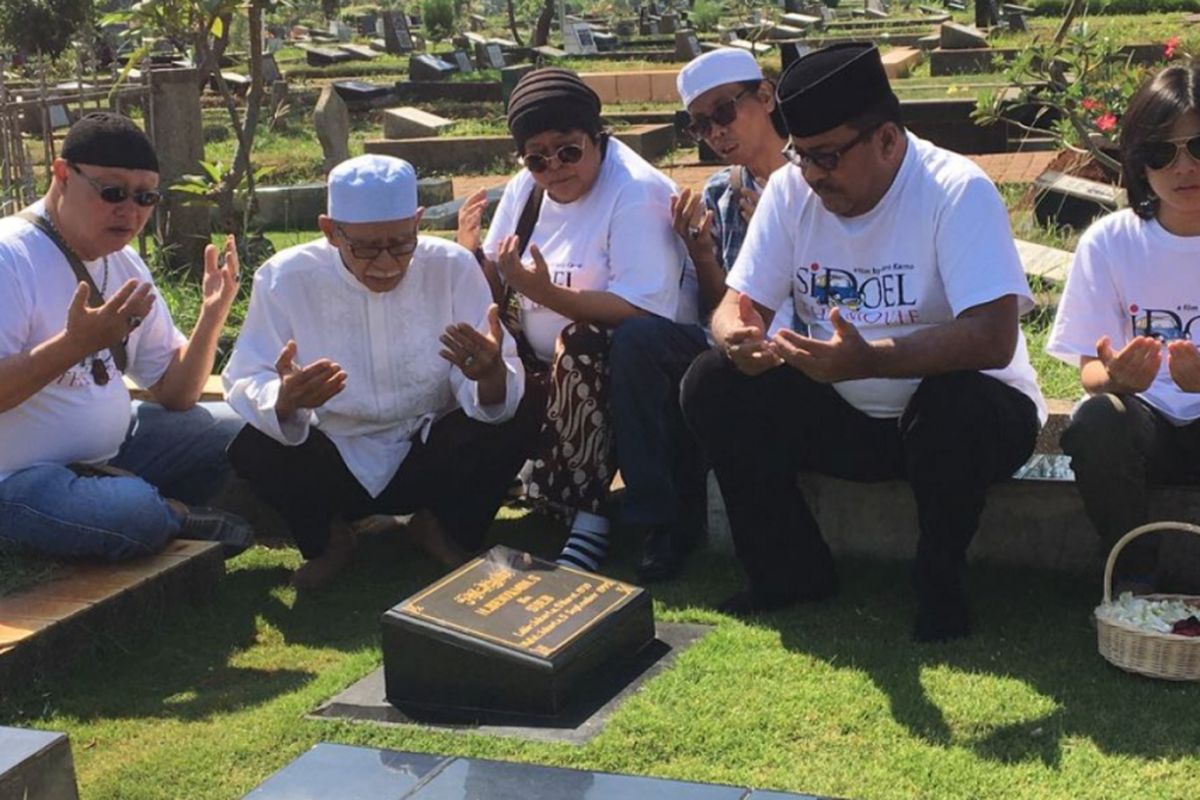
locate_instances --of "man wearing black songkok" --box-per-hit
[0,112,253,561]
[681,44,1046,641]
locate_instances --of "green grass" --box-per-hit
[3,510,1198,799]
[0,544,61,598]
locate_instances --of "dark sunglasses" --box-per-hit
[69,163,162,207]
[519,141,587,173]
[336,225,418,260]
[782,124,882,172]
[1141,135,1200,171]
[687,88,753,139]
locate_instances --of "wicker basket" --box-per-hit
[1095,521,1200,681]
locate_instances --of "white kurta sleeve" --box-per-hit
[222,267,313,444]
[448,250,525,423]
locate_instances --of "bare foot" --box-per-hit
[407,510,469,570]
[291,519,357,590]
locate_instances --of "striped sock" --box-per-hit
[556,511,610,572]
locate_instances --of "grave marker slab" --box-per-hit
[565,21,600,55]
[381,545,654,717]
[533,45,568,59]
[303,45,353,67]
[409,54,456,81]
[474,41,506,69]
[452,50,473,72]
[383,106,455,139]
[338,43,379,60]
[261,53,282,84]
[939,21,988,49]
[382,10,414,54]
[781,12,822,29]
[313,85,351,171]
[331,80,392,102]
[1033,170,1125,230]
[675,30,702,60]
[0,727,80,800]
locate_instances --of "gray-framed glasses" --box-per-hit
[782,124,882,172]
[335,225,418,260]
[1141,134,1200,171]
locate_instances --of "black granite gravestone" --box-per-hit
[383,10,414,54]
[382,545,654,717]
[452,51,474,72]
[409,54,457,81]
[304,46,353,67]
[1034,171,1124,230]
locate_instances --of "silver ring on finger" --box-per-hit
[464,355,476,367]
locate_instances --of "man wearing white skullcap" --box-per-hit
[604,49,793,584]
[224,154,538,588]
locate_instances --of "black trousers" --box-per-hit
[680,351,1039,603]
[227,394,542,559]
[1061,393,1200,575]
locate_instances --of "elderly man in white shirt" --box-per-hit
[224,155,537,589]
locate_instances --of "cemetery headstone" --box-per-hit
[659,11,679,33]
[675,30,702,60]
[1003,3,1030,31]
[383,106,455,139]
[269,80,289,121]
[338,43,380,60]
[453,50,474,72]
[0,727,80,800]
[409,54,457,81]
[866,0,890,18]
[1033,170,1125,230]
[469,13,486,31]
[501,64,535,109]
[532,45,568,60]
[303,46,353,67]
[975,0,1000,28]
[382,11,414,54]
[381,545,654,716]
[329,19,353,41]
[358,13,377,35]
[592,31,619,51]
[332,80,392,102]
[313,85,351,172]
[939,21,988,50]
[475,42,507,69]
[615,18,637,36]
[564,21,599,55]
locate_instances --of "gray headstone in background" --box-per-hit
[453,50,474,72]
[675,30,701,60]
[939,21,988,49]
[313,85,351,173]
[382,106,455,139]
[409,54,457,81]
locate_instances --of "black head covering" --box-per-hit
[776,43,899,138]
[506,67,602,153]
[61,112,159,173]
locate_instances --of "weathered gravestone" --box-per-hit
[675,30,702,60]
[475,42,506,69]
[383,106,454,139]
[382,545,654,717]
[313,85,350,173]
[939,21,988,49]
[409,54,457,81]
[382,10,414,54]
[0,727,80,800]
[1033,170,1125,230]
[452,50,474,72]
[261,53,282,84]
[304,45,353,67]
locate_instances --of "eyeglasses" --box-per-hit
[782,124,882,172]
[69,163,162,207]
[1141,135,1200,171]
[335,225,418,260]
[686,88,753,139]
[519,140,587,173]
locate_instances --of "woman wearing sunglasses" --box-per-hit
[457,67,695,572]
[1048,64,1200,593]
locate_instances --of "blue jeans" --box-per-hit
[609,316,710,527]
[0,401,244,561]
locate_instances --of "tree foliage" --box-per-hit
[422,0,456,43]
[0,0,91,58]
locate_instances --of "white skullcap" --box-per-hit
[676,48,765,109]
[327,154,418,223]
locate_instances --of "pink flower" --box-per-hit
[1095,113,1118,133]
[1165,35,1181,60]
[1081,97,1102,112]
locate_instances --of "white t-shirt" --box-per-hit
[0,201,186,483]
[223,236,525,497]
[729,132,1046,422]
[1047,209,1200,425]
[483,137,697,363]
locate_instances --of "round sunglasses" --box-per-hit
[1141,135,1200,171]
[518,140,587,173]
[69,163,163,207]
[686,88,752,139]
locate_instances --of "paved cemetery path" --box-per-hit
[452,152,1056,199]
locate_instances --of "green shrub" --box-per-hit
[422,0,457,43]
[0,0,90,59]
[690,0,721,32]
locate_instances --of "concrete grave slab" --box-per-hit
[881,46,921,78]
[939,21,988,49]
[382,106,454,139]
[1015,238,1073,284]
[313,85,350,171]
